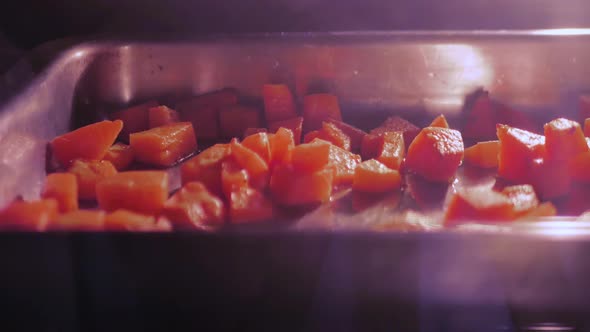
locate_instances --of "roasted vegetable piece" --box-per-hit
[269,127,295,167]
[570,152,590,182]
[268,117,303,144]
[290,139,332,171]
[230,139,269,188]
[0,199,58,231]
[50,210,105,231]
[41,173,78,213]
[444,186,515,226]
[303,130,321,143]
[180,143,230,195]
[262,84,298,123]
[219,105,262,138]
[352,159,402,193]
[317,122,351,151]
[176,89,238,139]
[463,91,497,140]
[370,116,420,150]
[531,158,571,199]
[464,141,500,168]
[429,114,450,128]
[229,187,274,224]
[585,119,590,137]
[518,202,557,220]
[105,210,166,231]
[270,164,333,206]
[325,119,367,153]
[221,159,250,200]
[96,171,169,215]
[51,120,123,167]
[162,182,225,230]
[405,127,464,182]
[244,128,267,137]
[68,160,117,200]
[544,118,588,162]
[303,93,342,131]
[242,132,272,163]
[130,122,197,167]
[361,132,404,171]
[110,101,157,138]
[148,105,180,128]
[496,124,545,183]
[103,143,134,171]
[500,184,540,216]
[329,144,362,185]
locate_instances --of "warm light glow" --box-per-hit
[516,220,590,238]
[530,28,590,36]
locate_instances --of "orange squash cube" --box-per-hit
[303,130,321,143]
[405,127,464,182]
[103,143,134,171]
[230,139,269,188]
[518,202,557,220]
[270,164,333,206]
[352,159,402,193]
[268,117,303,144]
[316,122,351,151]
[180,143,230,195]
[370,116,420,150]
[0,199,58,231]
[51,120,123,167]
[148,105,180,128]
[105,210,164,232]
[570,151,590,182]
[68,160,117,200]
[325,119,367,153]
[41,173,78,213]
[329,144,361,185]
[544,118,588,162]
[531,158,571,199]
[243,128,267,138]
[179,106,219,140]
[303,93,342,131]
[49,210,105,231]
[229,187,274,224]
[130,122,197,167]
[221,159,250,200]
[219,105,262,138]
[429,114,450,128]
[262,84,298,123]
[162,182,225,230]
[242,132,271,163]
[96,171,169,215]
[269,127,295,167]
[361,132,405,171]
[464,141,500,168]
[291,139,332,172]
[444,186,515,226]
[463,91,498,140]
[110,100,157,138]
[500,184,539,216]
[496,124,545,183]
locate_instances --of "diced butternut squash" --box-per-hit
[229,187,274,224]
[352,159,402,193]
[180,143,230,195]
[148,105,179,128]
[580,95,590,123]
[51,120,123,167]
[0,199,58,231]
[316,122,351,150]
[68,160,117,200]
[361,132,404,171]
[103,143,134,171]
[161,182,225,230]
[270,164,333,206]
[531,158,571,199]
[570,152,590,182]
[496,124,545,183]
[429,114,449,128]
[325,119,367,153]
[544,118,588,162]
[105,210,163,231]
[41,173,78,213]
[464,141,499,168]
[244,128,267,138]
[584,119,590,137]
[262,84,298,122]
[49,210,105,231]
[405,127,464,182]
[96,171,169,215]
[221,159,249,200]
[291,139,332,171]
[370,116,420,150]
[110,100,157,138]
[179,106,219,139]
[130,122,197,167]
[219,105,262,138]
[329,144,361,185]
[444,186,515,226]
[500,184,539,216]
[518,202,557,220]
[269,127,295,167]
[230,139,269,188]
[303,93,342,131]
[242,132,271,163]
[463,91,497,140]
[268,117,303,144]
[303,130,321,143]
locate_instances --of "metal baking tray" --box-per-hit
[2,31,590,331]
